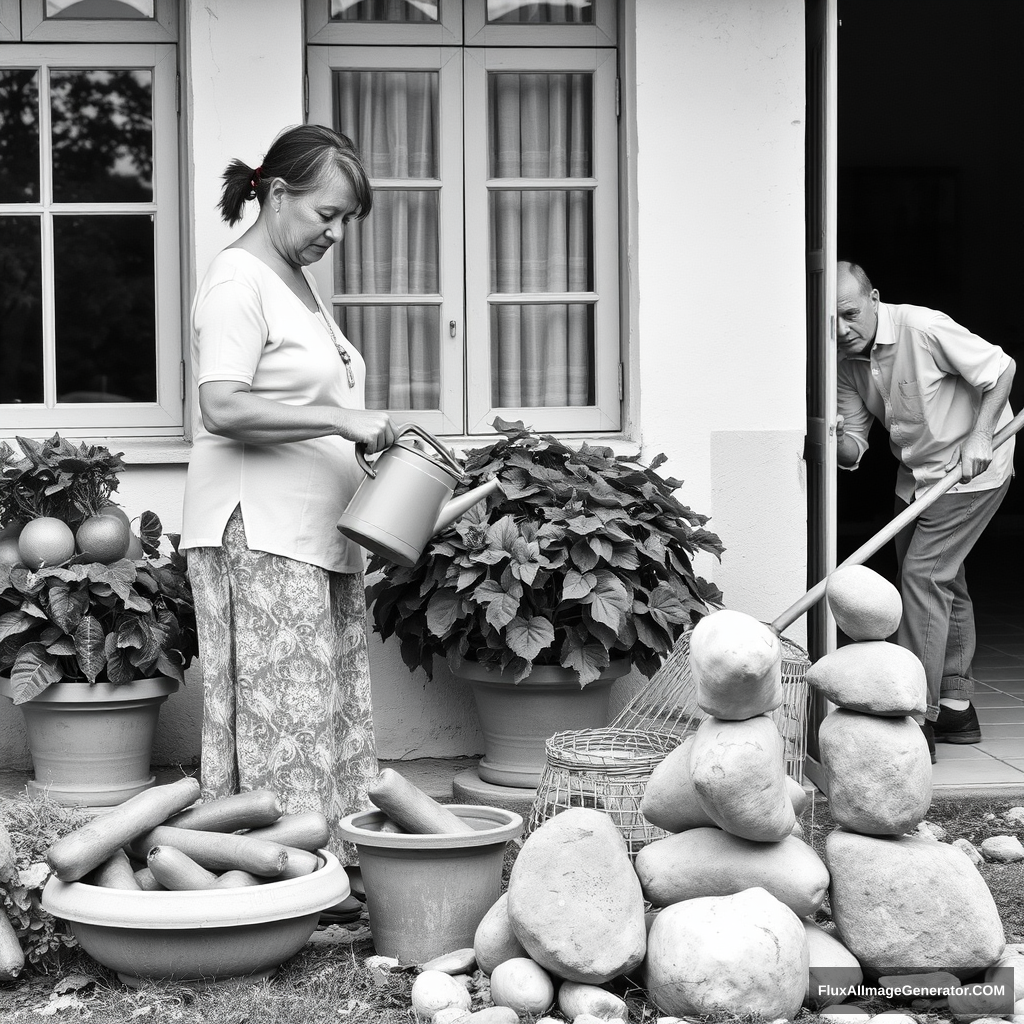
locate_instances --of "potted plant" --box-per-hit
[366,419,724,788]
[0,434,197,806]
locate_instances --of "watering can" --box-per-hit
[337,423,500,567]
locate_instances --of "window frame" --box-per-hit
[6,0,177,43]
[307,44,467,436]
[463,45,620,433]
[463,1,616,46]
[0,41,183,436]
[305,0,463,45]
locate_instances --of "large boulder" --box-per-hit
[634,827,829,918]
[474,893,529,975]
[807,642,926,716]
[645,887,808,1020]
[506,808,646,984]
[689,715,795,842]
[818,710,932,835]
[826,830,1005,978]
[825,565,902,640]
[689,609,783,720]
[804,920,864,1009]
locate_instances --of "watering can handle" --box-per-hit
[355,422,465,480]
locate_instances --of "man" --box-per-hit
[835,261,1016,757]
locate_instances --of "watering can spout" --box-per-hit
[433,477,500,534]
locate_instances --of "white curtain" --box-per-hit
[332,67,593,413]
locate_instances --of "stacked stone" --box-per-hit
[813,565,1005,995]
[633,608,830,1020]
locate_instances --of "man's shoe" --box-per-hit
[934,702,982,744]
[920,720,937,764]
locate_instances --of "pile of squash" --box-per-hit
[1,777,332,981]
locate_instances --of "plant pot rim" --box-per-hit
[0,675,179,704]
[452,658,631,686]
[339,804,523,850]
[41,849,348,929]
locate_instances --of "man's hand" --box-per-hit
[946,429,994,482]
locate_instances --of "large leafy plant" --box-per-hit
[366,419,725,684]
[0,435,197,703]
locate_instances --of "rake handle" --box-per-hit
[770,406,1024,636]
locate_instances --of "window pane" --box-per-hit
[332,70,438,178]
[336,305,440,411]
[46,0,155,19]
[53,214,156,403]
[0,217,44,405]
[489,190,593,293]
[490,303,594,407]
[0,70,40,203]
[488,73,592,178]
[487,0,593,23]
[338,191,439,296]
[329,0,438,22]
[51,69,153,203]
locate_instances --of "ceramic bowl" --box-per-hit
[41,849,349,986]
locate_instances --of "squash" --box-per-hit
[147,846,220,890]
[46,776,201,882]
[0,912,24,982]
[488,958,555,1016]
[129,824,288,876]
[410,969,473,1021]
[243,810,331,851]
[689,609,783,720]
[367,769,474,835]
[276,846,319,879]
[825,564,902,640]
[91,849,143,890]
[133,866,165,891]
[211,869,263,888]
[164,789,284,833]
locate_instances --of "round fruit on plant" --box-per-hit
[125,532,145,559]
[97,503,132,529]
[18,517,77,569]
[75,514,131,564]
[0,535,25,568]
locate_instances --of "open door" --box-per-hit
[803,0,838,789]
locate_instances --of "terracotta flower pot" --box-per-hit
[456,660,631,788]
[41,849,349,986]
[340,804,523,964]
[0,675,178,806]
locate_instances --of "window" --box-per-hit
[0,0,181,437]
[306,0,620,435]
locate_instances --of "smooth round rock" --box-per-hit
[474,893,529,975]
[804,919,864,1009]
[818,710,932,835]
[689,715,795,842]
[826,565,902,640]
[507,808,646,984]
[640,736,716,833]
[689,609,783,720]
[807,642,926,716]
[980,835,1024,863]
[635,827,829,918]
[825,830,1005,978]
[645,887,808,1020]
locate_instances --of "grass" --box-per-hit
[1,795,1022,1024]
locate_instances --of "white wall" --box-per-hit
[1,0,810,769]
[633,0,808,643]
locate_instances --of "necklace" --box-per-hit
[306,281,355,388]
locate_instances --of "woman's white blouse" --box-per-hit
[181,248,368,573]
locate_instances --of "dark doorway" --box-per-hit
[837,0,1023,615]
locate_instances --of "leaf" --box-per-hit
[45,582,87,634]
[484,587,521,631]
[425,589,462,638]
[9,643,62,703]
[584,571,631,633]
[561,569,596,602]
[504,615,555,662]
[647,584,691,631]
[73,615,106,684]
[558,629,608,686]
[0,609,36,644]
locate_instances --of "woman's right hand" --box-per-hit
[338,409,398,455]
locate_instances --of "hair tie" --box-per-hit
[248,165,263,199]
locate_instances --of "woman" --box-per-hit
[181,124,396,865]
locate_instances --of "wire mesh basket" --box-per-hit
[527,629,812,861]
[526,728,681,861]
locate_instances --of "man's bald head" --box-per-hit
[836,261,879,355]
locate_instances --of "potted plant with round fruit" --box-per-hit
[0,434,197,806]
[365,418,725,788]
